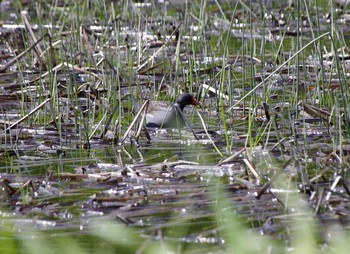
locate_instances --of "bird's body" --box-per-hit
[146,93,199,128]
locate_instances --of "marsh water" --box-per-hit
[1,0,350,253]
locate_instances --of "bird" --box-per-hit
[145,93,199,129]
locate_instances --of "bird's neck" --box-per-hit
[174,102,185,111]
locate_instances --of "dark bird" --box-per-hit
[146,93,199,128]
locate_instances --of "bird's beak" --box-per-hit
[192,97,200,107]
